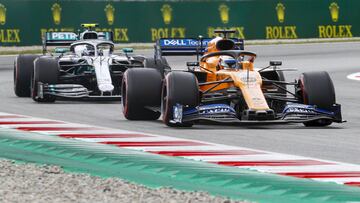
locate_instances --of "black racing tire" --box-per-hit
[144,57,170,76]
[122,68,162,120]
[31,57,59,103]
[299,71,335,127]
[162,72,200,127]
[13,54,39,97]
[261,70,287,114]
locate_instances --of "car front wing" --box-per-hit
[170,103,344,125]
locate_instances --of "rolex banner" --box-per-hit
[0,0,358,46]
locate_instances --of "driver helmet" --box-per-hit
[219,56,237,69]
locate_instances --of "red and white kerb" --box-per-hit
[0,112,359,187]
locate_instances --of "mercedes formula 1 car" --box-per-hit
[14,24,146,102]
[122,30,344,127]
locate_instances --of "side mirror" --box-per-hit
[270,61,282,66]
[122,48,133,53]
[54,47,70,54]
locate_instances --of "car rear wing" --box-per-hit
[42,31,114,54]
[42,32,78,54]
[43,32,78,46]
[155,38,244,57]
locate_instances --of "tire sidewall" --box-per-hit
[122,68,162,120]
[14,54,39,97]
[299,71,336,126]
[300,71,335,109]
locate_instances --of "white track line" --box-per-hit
[347,72,360,81]
[244,164,360,173]
[313,177,360,184]
[129,146,243,151]
[181,154,312,162]
[74,137,190,143]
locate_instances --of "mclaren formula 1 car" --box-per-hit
[14,24,147,102]
[122,30,344,127]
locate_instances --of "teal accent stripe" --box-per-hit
[0,129,360,203]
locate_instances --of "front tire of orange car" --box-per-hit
[298,71,335,127]
[162,72,200,127]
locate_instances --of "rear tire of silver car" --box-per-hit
[122,68,162,120]
[31,57,59,103]
[144,58,170,76]
[14,54,39,97]
[162,72,200,127]
[299,71,335,127]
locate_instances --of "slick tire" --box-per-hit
[122,68,162,120]
[31,57,59,103]
[299,71,335,127]
[162,72,200,127]
[14,54,39,97]
[144,57,170,76]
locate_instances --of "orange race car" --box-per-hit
[121,30,344,127]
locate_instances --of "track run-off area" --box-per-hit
[0,42,360,202]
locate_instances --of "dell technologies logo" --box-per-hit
[162,39,209,46]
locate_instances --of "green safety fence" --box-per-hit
[0,0,358,45]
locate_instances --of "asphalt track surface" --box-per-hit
[0,42,359,165]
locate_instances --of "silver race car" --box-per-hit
[14,24,146,102]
